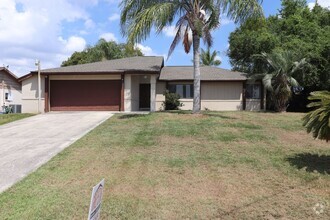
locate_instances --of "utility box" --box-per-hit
[9,104,22,113]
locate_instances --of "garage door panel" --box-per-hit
[50,80,121,111]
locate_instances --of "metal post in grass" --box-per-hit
[88,179,105,220]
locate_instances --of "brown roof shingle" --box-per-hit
[34,56,164,74]
[159,66,247,81]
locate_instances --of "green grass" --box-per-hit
[0,113,34,125]
[0,111,329,219]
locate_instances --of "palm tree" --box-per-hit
[253,50,308,112]
[120,0,263,113]
[303,91,330,142]
[200,47,221,66]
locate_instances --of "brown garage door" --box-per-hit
[50,80,121,111]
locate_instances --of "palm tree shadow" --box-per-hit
[161,111,237,119]
[286,153,330,175]
[204,113,237,120]
[118,114,147,119]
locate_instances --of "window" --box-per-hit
[168,84,194,99]
[246,84,261,99]
[5,93,13,101]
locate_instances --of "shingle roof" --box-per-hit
[159,66,247,81]
[34,56,164,74]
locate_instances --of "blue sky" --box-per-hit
[0,0,326,76]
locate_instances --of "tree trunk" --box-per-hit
[192,34,201,114]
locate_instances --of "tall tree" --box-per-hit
[228,0,330,91]
[253,50,308,112]
[303,91,330,142]
[120,0,263,113]
[200,47,221,66]
[62,39,143,67]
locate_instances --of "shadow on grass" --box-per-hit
[204,113,237,120]
[160,110,237,119]
[160,110,192,114]
[286,153,330,175]
[118,114,148,119]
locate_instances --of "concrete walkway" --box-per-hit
[0,112,113,192]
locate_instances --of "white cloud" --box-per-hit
[162,25,177,37]
[99,33,118,42]
[84,18,95,29]
[108,13,120,21]
[135,43,166,59]
[135,44,154,55]
[221,17,233,26]
[308,0,330,9]
[59,36,86,53]
[0,0,94,76]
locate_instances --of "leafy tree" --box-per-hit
[200,47,221,66]
[228,0,330,91]
[62,39,143,67]
[120,0,263,113]
[303,91,330,142]
[253,50,308,112]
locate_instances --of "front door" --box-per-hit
[139,84,150,110]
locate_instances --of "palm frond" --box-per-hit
[121,1,176,43]
[303,91,330,142]
[200,47,221,66]
[220,0,264,24]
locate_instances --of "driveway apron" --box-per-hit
[0,112,113,192]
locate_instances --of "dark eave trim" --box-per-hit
[158,79,247,82]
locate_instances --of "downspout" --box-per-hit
[1,80,4,111]
[38,65,41,113]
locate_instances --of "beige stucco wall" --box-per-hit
[156,81,245,111]
[156,81,166,111]
[21,75,45,113]
[0,71,22,111]
[131,75,140,111]
[0,86,22,107]
[201,82,243,111]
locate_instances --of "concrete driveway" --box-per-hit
[0,112,113,192]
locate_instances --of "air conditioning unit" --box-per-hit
[9,105,22,113]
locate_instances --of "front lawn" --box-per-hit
[0,113,34,125]
[0,112,329,219]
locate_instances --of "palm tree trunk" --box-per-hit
[192,34,201,114]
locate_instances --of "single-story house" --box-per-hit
[18,56,265,113]
[0,67,22,113]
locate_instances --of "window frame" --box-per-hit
[168,84,194,99]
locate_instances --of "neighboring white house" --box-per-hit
[0,67,22,113]
[18,56,265,113]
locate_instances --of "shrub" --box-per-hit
[162,90,183,110]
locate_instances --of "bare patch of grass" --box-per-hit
[0,112,329,219]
